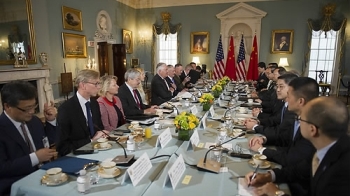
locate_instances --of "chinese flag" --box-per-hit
[224,36,236,80]
[246,35,258,81]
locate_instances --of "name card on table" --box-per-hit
[207,105,216,118]
[155,127,172,148]
[187,129,200,151]
[121,152,152,186]
[190,105,198,115]
[198,112,207,130]
[163,154,186,190]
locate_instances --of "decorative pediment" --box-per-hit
[216,2,267,19]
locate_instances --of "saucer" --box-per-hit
[41,173,68,186]
[248,159,271,169]
[97,167,121,178]
[93,143,112,151]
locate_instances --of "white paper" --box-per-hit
[190,129,200,147]
[238,178,254,196]
[156,128,172,148]
[167,155,186,190]
[204,142,232,150]
[124,153,152,186]
[209,105,215,117]
[199,112,207,129]
[178,92,192,99]
[190,105,198,115]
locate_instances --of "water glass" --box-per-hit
[210,148,222,163]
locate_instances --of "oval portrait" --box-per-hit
[96,10,112,35]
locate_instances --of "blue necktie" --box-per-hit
[280,106,286,123]
[293,120,300,140]
[85,101,95,137]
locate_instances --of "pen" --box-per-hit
[248,164,260,187]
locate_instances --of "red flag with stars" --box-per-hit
[224,36,236,80]
[246,35,258,81]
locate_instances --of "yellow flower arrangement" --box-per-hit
[199,93,214,105]
[174,112,199,131]
[221,76,230,83]
[211,84,223,92]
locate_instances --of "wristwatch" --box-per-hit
[275,190,285,196]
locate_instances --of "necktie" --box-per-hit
[133,89,141,109]
[85,101,95,137]
[280,106,286,123]
[21,123,34,153]
[312,153,320,176]
[171,78,176,89]
[292,120,300,140]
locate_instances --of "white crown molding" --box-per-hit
[216,2,267,19]
[117,0,281,9]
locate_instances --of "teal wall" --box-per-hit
[1,0,349,100]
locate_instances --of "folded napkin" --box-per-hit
[41,156,99,175]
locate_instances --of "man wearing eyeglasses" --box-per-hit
[56,69,106,156]
[0,81,57,195]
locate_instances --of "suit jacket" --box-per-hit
[97,96,125,131]
[118,83,150,117]
[0,113,56,194]
[263,125,316,167]
[165,77,179,97]
[258,100,284,126]
[256,72,269,91]
[56,94,103,156]
[274,135,350,196]
[180,70,201,85]
[151,74,172,105]
[174,75,184,91]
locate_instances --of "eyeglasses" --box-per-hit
[296,116,319,129]
[15,104,38,113]
[85,81,101,87]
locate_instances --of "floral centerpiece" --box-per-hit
[174,112,199,140]
[199,93,214,111]
[211,84,223,98]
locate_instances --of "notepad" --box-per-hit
[41,156,99,175]
[238,178,254,196]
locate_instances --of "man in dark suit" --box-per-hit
[151,63,174,105]
[165,64,186,97]
[247,97,350,196]
[180,64,201,86]
[0,81,57,195]
[255,62,269,91]
[174,63,188,91]
[248,77,319,195]
[118,68,157,117]
[56,69,107,156]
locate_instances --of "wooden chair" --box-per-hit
[315,70,331,96]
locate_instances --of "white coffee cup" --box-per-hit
[238,107,247,113]
[46,167,62,181]
[253,154,267,166]
[248,99,254,103]
[131,121,139,127]
[100,161,116,175]
[97,138,109,148]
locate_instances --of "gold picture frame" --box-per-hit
[62,33,87,58]
[62,6,83,31]
[271,29,294,54]
[123,29,133,54]
[190,31,210,54]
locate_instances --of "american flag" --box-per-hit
[236,35,246,81]
[213,35,225,80]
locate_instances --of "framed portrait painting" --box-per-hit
[96,10,112,35]
[191,32,209,54]
[271,30,294,54]
[62,6,83,31]
[62,32,87,58]
[123,29,133,54]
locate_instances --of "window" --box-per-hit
[155,33,178,68]
[308,30,339,84]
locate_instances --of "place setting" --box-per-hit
[93,138,113,151]
[41,167,69,186]
[97,161,122,179]
[247,154,271,169]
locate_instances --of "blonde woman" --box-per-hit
[97,75,126,131]
[135,68,148,105]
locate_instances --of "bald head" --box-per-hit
[304,97,349,139]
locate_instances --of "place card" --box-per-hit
[190,105,198,115]
[187,129,200,151]
[163,154,186,190]
[198,112,207,130]
[208,105,215,118]
[121,153,152,186]
[155,127,172,148]
[182,175,192,185]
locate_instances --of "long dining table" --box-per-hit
[11,86,290,196]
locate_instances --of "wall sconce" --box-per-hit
[279,58,289,67]
[192,56,200,65]
[86,55,96,69]
[139,31,150,45]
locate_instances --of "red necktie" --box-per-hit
[133,89,141,109]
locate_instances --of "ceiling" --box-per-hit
[117,0,286,9]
